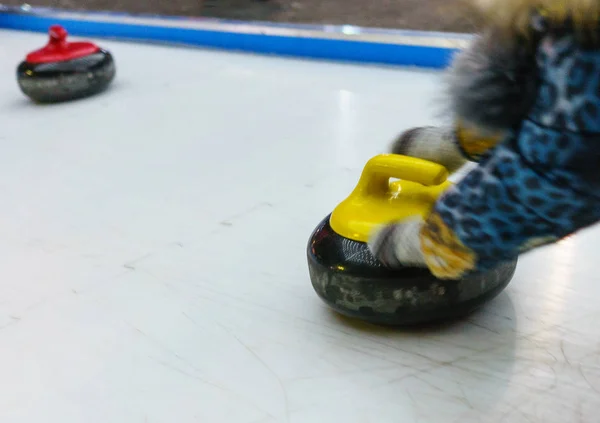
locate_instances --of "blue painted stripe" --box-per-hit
[0,9,462,69]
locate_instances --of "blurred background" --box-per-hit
[2,0,481,32]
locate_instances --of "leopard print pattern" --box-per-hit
[420,32,600,275]
[533,34,600,134]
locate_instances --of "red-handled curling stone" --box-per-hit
[17,25,116,103]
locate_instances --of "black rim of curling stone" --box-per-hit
[307,214,518,326]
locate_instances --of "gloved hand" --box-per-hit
[367,213,477,280]
[367,218,426,269]
[390,123,503,173]
[390,126,468,173]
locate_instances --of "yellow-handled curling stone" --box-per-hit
[307,154,517,325]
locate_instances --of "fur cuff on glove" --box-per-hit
[444,29,539,133]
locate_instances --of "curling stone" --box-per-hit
[307,154,517,325]
[17,25,116,103]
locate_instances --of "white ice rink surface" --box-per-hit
[1,29,599,422]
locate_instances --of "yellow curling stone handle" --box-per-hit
[330,154,453,242]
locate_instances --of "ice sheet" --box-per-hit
[0,29,598,423]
